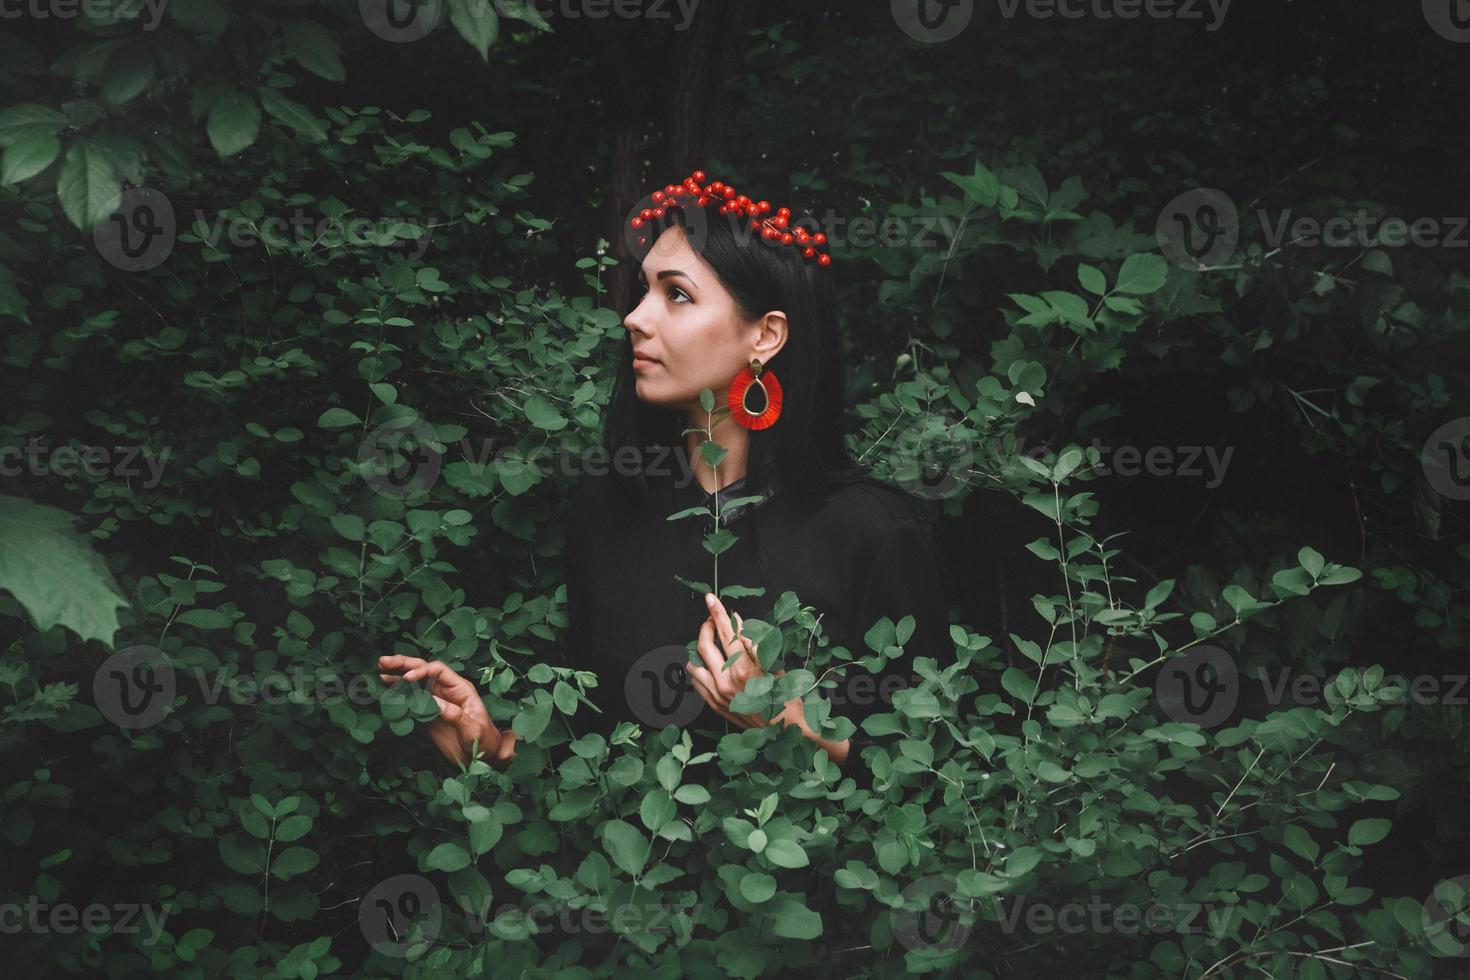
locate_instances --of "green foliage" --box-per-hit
[0,6,1465,979]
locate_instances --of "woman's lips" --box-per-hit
[632,355,659,369]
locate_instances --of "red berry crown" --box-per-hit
[629,169,833,266]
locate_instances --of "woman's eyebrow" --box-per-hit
[653,269,696,287]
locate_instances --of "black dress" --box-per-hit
[555,456,951,791]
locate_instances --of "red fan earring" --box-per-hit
[728,358,782,430]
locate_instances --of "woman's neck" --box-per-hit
[684,411,750,495]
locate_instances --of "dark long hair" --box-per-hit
[601,191,883,514]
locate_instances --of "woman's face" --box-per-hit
[622,224,787,416]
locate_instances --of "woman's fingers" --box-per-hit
[705,596,760,680]
[686,663,725,711]
[696,618,737,699]
[706,594,739,654]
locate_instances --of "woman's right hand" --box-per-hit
[378,654,517,769]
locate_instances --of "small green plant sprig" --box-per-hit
[666,387,768,608]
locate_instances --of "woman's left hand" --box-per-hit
[687,592,788,730]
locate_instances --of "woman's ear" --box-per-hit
[751,311,789,362]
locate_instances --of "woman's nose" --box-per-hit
[623,290,651,336]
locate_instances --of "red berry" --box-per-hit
[818,254,832,266]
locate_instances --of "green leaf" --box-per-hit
[100,44,155,105]
[763,839,808,869]
[1077,263,1107,295]
[218,834,266,874]
[448,0,499,61]
[770,896,823,939]
[1348,818,1390,847]
[602,820,649,877]
[739,872,777,904]
[206,90,261,158]
[424,842,472,872]
[175,609,230,629]
[329,515,365,541]
[257,88,328,142]
[170,0,230,33]
[317,408,361,429]
[283,19,346,82]
[1001,667,1035,703]
[1,133,60,185]
[1114,253,1169,295]
[56,143,120,229]
[275,814,312,843]
[1298,547,1325,578]
[1317,565,1362,586]
[1221,584,1255,615]
[673,784,709,805]
[270,846,319,880]
[639,790,676,833]
[0,495,128,645]
[523,394,567,431]
[0,103,68,146]
[1006,846,1042,877]
[1283,824,1319,863]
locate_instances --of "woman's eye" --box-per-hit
[637,281,691,304]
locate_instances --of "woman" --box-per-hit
[379,171,950,791]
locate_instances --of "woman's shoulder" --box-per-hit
[801,469,928,544]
